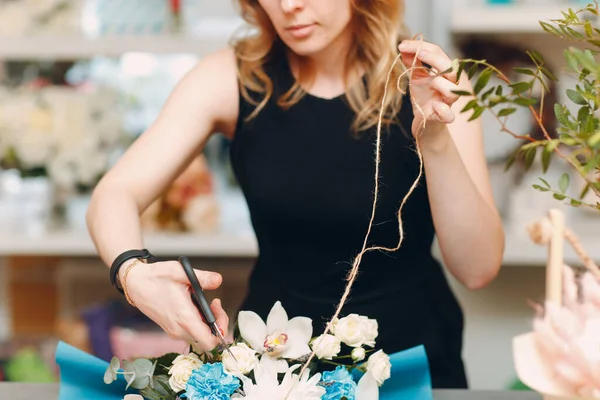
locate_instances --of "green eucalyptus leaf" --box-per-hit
[567,89,587,105]
[103,367,117,385]
[539,178,551,189]
[540,66,557,81]
[513,97,538,106]
[474,69,493,94]
[498,107,517,117]
[541,148,552,173]
[585,20,594,38]
[532,184,550,192]
[588,131,600,147]
[559,173,570,193]
[564,49,579,73]
[452,90,472,96]
[527,50,545,66]
[481,87,495,102]
[514,67,536,76]
[554,104,571,128]
[461,99,478,113]
[129,358,156,390]
[580,183,591,198]
[510,81,532,95]
[104,357,121,385]
[467,63,479,79]
[468,106,485,122]
[505,151,517,172]
[524,147,537,170]
[553,193,567,201]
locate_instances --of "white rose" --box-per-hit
[168,353,203,393]
[367,350,391,386]
[362,319,379,347]
[351,347,366,362]
[333,314,378,348]
[311,334,341,360]
[222,343,258,375]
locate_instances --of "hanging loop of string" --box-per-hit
[295,36,433,379]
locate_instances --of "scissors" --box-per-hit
[178,256,238,363]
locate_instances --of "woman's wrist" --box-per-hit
[417,124,452,156]
[117,258,144,288]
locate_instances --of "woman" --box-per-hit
[86,0,504,389]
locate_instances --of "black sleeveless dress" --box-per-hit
[229,55,468,389]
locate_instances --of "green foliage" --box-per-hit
[451,1,600,211]
[104,356,157,390]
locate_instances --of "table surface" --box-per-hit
[0,383,543,399]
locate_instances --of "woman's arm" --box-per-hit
[399,40,505,290]
[86,47,240,348]
[422,96,505,290]
[87,47,239,268]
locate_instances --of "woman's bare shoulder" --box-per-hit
[182,46,239,138]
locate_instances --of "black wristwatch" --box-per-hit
[110,249,159,294]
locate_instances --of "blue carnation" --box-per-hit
[319,366,357,400]
[184,363,239,400]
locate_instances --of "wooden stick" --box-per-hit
[546,209,565,304]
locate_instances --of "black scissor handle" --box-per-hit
[178,256,217,328]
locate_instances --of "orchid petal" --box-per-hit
[280,339,311,360]
[259,354,289,374]
[266,301,288,333]
[238,310,267,352]
[356,371,379,400]
[286,316,313,345]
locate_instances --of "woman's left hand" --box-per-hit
[398,40,467,141]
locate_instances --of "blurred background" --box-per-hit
[0,0,597,392]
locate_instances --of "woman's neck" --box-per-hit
[288,26,360,99]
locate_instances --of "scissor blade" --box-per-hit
[214,325,238,363]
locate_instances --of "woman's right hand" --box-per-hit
[119,259,229,352]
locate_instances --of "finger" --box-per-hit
[178,302,220,351]
[432,100,455,124]
[399,41,456,82]
[167,261,223,290]
[211,298,230,338]
[431,76,461,105]
[399,39,440,53]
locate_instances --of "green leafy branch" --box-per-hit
[445,2,600,210]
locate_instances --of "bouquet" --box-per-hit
[514,209,600,399]
[103,301,394,400]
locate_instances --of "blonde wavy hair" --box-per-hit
[231,0,409,133]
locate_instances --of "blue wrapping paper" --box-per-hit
[55,341,137,400]
[352,345,433,400]
[56,341,432,399]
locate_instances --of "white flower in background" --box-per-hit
[13,131,54,169]
[366,350,391,386]
[167,353,203,393]
[311,334,341,360]
[238,301,312,371]
[352,347,366,362]
[222,343,258,375]
[232,363,325,400]
[181,194,219,233]
[332,314,379,348]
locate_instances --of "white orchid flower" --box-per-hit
[232,362,325,400]
[238,301,312,372]
[356,371,379,400]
